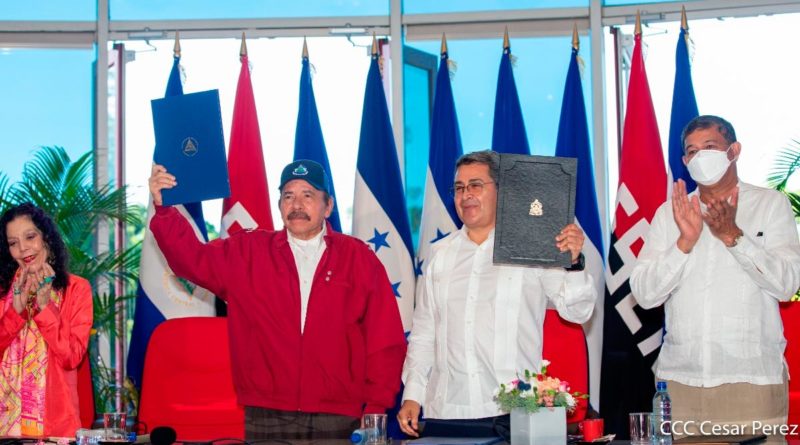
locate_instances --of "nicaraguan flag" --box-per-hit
[492,33,530,155]
[294,41,342,232]
[352,47,416,331]
[554,44,605,411]
[127,54,216,389]
[416,36,463,287]
[668,22,699,193]
[600,29,668,438]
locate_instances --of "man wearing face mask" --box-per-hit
[631,115,800,436]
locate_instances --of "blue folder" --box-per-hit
[151,89,230,206]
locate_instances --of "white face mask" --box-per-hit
[686,145,734,186]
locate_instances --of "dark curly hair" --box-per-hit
[0,203,69,295]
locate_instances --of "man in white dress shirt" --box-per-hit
[631,115,800,437]
[397,150,598,437]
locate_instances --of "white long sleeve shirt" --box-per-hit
[288,225,327,334]
[631,182,800,387]
[402,227,597,419]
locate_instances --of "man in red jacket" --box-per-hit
[148,159,407,440]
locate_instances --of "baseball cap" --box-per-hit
[278,159,330,194]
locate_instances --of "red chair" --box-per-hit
[138,317,244,440]
[542,309,589,424]
[780,302,800,438]
[77,353,95,428]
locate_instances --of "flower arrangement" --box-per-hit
[495,360,587,414]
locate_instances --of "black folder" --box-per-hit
[493,153,577,268]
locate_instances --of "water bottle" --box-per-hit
[350,427,375,445]
[652,381,672,445]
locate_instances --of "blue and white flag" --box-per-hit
[127,54,215,389]
[416,37,463,287]
[294,41,342,232]
[555,43,605,410]
[352,48,415,330]
[492,34,530,155]
[668,20,699,194]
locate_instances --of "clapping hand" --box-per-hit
[672,179,703,253]
[702,186,742,247]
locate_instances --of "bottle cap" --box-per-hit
[350,431,365,444]
[657,381,667,391]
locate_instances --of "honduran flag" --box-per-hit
[294,38,342,232]
[127,48,215,389]
[492,29,530,155]
[668,9,699,194]
[415,35,463,287]
[554,31,605,411]
[352,40,416,331]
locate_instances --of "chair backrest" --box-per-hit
[77,353,95,428]
[542,309,589,423]
[780,302,800,437]
[138,317,244,441]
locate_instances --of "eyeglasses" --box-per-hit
[450,180,495,197]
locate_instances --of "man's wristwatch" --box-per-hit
[565,252,585,272]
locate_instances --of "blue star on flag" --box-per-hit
[391,281,402,298]
[367,228,391,252]
[414,258,424,277]
[431,228,450,244]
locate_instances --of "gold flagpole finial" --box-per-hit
[681,5,689,31]
[503,27,510,50]
[240,32,247,57]
[635,10,642,35]
[302,36,309,58]
[441,33,448,55]
[173,31,181,57]
[572,23,579,51]
[371,32,378,56]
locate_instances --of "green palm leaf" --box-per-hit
[767,141,800,220]
[767,140,800,193]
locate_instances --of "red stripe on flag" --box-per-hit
[615,33,667,246]
[222,54,273,236]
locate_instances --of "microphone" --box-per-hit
[150,426,177,445]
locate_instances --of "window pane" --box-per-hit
[111,0,388,20]
[0,1,95,21]
[403,62,432,249]
[406,36,594,158]
[405,0,588,14]
[0,49,93,183]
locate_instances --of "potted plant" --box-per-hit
[495,360,587,445]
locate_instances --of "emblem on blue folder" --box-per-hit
[182,137,199,157]
[293,164,309,176]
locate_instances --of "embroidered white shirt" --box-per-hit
[631,182,800,387]
[402,227,597,419]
